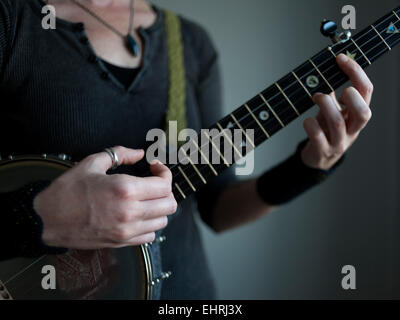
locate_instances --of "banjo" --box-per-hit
[0,7,399,300]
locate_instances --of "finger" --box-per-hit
[140,195,178,219]
[313,93,346,147]
[109,174,172,201]
[140,216,169,233]
[110,232,156,248]
[124,232,156,246]
[336,53,374,106]
[303,117,330,155]
[110,216,168,244]
[339,87,372,135]
[85,146,145,173]
[149,160,173,182]
[329,92,342,111]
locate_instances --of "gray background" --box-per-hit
[152,0,400,299]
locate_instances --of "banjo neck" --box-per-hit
[170,6,400,203]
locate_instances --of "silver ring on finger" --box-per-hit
[104,147,119,170]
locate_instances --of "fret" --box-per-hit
[172,166,194,199]
[215,122,243,159]
[274,82,300,116]
[230,114,256,148]
[191,139,218,176]
[350,38,372,65]
[174,182,186,200]
[372,14,400,49]
[261,84,299,125]
[179,149,207,185]
[355,21,398,65]
[371,25,391,50]
[311,46,347,92]
[394,10,400,22]
[228,104,270,146]
[177,166,196,192]
[244,103,270,139]
[291,71,312,98]
[202,131,231,167]
[293,59,333,96]
[308,59,334,92]
[327,46,337,58]
[276,73,312,116]
[259,93,285,127]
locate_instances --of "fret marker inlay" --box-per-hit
[346,50,357,60]
[243,103,270,139]
[306,75,319,89]
[386,22,399,34]
[259,111,269,121]
[259,94,285,128]
[308,59,334,92]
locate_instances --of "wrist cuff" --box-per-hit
[256,139,345,206]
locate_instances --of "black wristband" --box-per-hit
[1,180,68,260]
[256,140,345,206]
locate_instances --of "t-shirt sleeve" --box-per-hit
[184,20,239,228]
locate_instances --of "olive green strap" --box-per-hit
[164,10,187,146]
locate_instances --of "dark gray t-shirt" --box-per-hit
[0,0,237,299]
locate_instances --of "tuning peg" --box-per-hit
[320,19,352,44]
[321,20,338,38]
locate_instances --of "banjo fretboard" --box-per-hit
[170,6,400,202]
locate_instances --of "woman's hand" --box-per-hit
[33,146,177,249]
[301,53,373,170]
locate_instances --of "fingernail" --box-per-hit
[337,53,349,63]
[150,159,162,165]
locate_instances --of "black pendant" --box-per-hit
[126,34,139,57]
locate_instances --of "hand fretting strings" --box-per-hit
[170,8,400,200]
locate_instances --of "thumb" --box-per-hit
[87,146,145,173]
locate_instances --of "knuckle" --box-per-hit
[332,117,345,131]
[116,209,131,223]
[360,107,372,123]
[114,227,131,242]
[111,179,131,199]
[366,82,374,95]
[335,143,346,155]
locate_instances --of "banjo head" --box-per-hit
[0,155,152,300]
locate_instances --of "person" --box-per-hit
[0,0,373,299]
